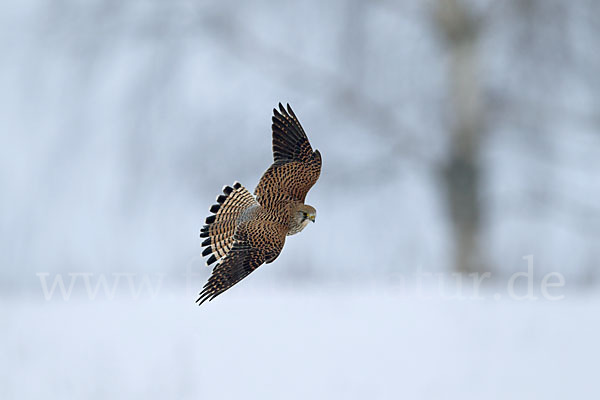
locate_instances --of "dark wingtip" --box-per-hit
[196,292,210,305]
[223,186,233,195]
[286,103,295,116]
[205,215,216,224]
[201,237,211,247]
[197,292,214,306]
[233,181,242,189]
[217,195,227,204]
[210,204,220,213]
[279,103,290,117]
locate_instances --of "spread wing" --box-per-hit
[196,221,286,305]
[254,103,322,207]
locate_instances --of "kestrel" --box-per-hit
[197,103,321,305]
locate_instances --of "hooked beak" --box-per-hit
[309,214,315,223]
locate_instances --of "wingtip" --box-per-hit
[196,294,210,305]
[278,102,287,115]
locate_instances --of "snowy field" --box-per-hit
[2,285,599,400]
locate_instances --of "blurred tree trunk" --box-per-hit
[434,0,485,274]
[339,0,366,103]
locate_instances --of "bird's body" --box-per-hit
[197,103,321,305]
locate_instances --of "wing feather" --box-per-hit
[197,221,286,305]
[255,103,321,205]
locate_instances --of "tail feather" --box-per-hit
[200,182,257,265]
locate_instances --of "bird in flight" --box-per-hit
[197,103,322,305]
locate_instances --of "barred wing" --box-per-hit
[197,221,286,305]
[255,103,321,207]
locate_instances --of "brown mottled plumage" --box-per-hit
[197,103,321,305]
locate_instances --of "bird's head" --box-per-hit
[293,204,316,232]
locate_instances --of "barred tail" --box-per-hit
[200,182,257,266]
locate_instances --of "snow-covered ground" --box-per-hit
[2,285,598,399]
